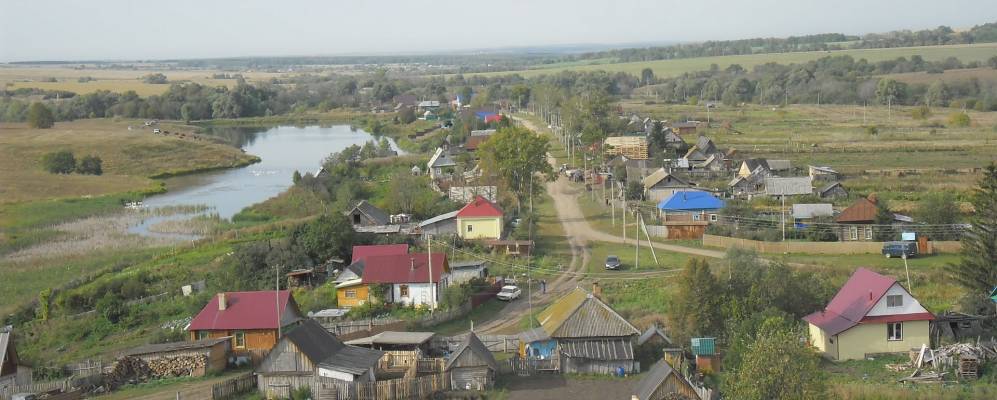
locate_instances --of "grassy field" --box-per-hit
[0,119,258,204]
[0,66,289,96]
[469,42,997,78]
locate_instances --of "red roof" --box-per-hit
[361,253,448,284]
[456,196,503,218]
[188,291,296,331]
[352,244,409,263]
[484,114,504,123]
[803,268,932,336]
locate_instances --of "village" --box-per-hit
[3,85,997,400]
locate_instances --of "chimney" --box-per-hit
[217,293,227,311]
[868,291,873,301]
[592,282,602,299]
[411,257,416,271]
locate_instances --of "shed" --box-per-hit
[0,326,32,389]
[642,169,697,203]
[633,359,707,400]
[345,331,437,371]
[418,210,459,237]
[818,182,848,199]
[792,203,834,220]
[765,177,813,196]
[121,337,231,377]
[449,260,489,285]
[537,287,640,374]
[445,332,498,391]
[809,165,840,181]
[344,200,390,227]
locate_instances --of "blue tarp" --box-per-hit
[658,191,724,211]
[475,111,497,120]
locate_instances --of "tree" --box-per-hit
[41,151,76,174]
[387,171,421,214]
[142,73,168,84]
[640,68,655,86]
[924,81,950,107]
[477,126,553,213]
[947,112,971,127]
[873,197,897,241]
[724,317,828,400]
[667,258,723,345]
[292,170,302,184]
[27,102,54,128]
[947,164,997,297]
[910,105,931,120]
[459,86,473,104]
[398,106,417,124]
[875,78,907,105]
[292,213,355,264]
[180,103,193,123]
[988,55,997,69]
[77,155,103,175]
[625,181,643,200]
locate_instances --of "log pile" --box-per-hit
[102,355,208,389]
[892,341,997,383]
[145,355,208,377]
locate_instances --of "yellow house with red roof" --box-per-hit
[456,196,503,240]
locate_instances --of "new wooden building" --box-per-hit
[121,337,231,377]
[445,332,498,391]
[188,291,303,363]
[604,136,649,160]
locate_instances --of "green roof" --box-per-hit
[536,287,639,338]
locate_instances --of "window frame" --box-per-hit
[887,322,903,341]
[234,331,246,348]
[196,330,209,340]
[345,289,357,299]
[865,226,873,240]
[709,214,718,222]
[886,294,903,308]
[399,284,410,298]
[849,226,858,241]
[692,213,702,221]
[466,224,473,232]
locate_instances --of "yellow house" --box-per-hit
[336,279,371,308]
[456,196,503,240]
[804,268,934,361]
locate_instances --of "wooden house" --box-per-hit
[427,147,458,180]
[657,191,724,223]
[120,337,231,377]
[445,332,498,391]
[456,196,503,240]
[633,359,710,400]
[804,268,933,361]
[0,327,32,390]
[682,136,722,164]
[335,245,410,308]
[809,165,840,181]
[818,182,848,199]
[661,128,686,150]
[643,169,698,203]
[834,195,910,241]
[344,200,390,227]
[257,320,384,396]
[418,210,459,237]
[671,121,700,135]
[188,291,303,362]
[728,174,764,197]
[449,260,489,285]
[736,158,770,178]
[534,286,641,374]
[360,253,450,308]
[345,331,436,371]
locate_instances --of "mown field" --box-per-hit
[0,66,289,96]
[470,42,997,78]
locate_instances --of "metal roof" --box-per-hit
[803,268,933,336]
[318,345,385,375]
[657,191,724,211]
[123,337,230,357]
[283,320,383,375]
[642,168,692,191]
[345,200,390,226]
[765,177,813,196]
[536,287,639,338]
[344,331,435,346]
[419,210,459,228]
[792,203,834,219]
[450,260,487,269]
[634,359,700,400]
[637,324,673,346]
[558,338,634,360]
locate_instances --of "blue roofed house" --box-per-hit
[657,191,724,223]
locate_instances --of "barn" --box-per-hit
[445,332,498,391]
[120,337,231,377]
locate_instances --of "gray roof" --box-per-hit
[538,288,640,338]
[637,324,672,346]
[792,203,834,219]
[308,309,349,319]
[428,147,457,169]
[765,177,812,196]
[346,200,390,225]
[445,332,498,371]
[123,337,230,357]
[284,320,383,375]
[766,159,792,171]
[634,359,691,400]
[519,327,551,343]
[450,260,487,269]
[818,181,845,194]
[418,210,459,228]
[559,338,634,360]
[642,168,692,191]
[318,345,385,375]
[345,331,435,346]
[742,158,770,172]
[470,129,496,137]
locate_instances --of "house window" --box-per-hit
[887,322,903,341]
[234,331,246,348]
[865,227,873,240]
[709,214,718,222]
[886,295,903,308]
[345,289,357,299]
[849,226,858,241]
[400,284,410,297]
[466,224,473,232]
[196,331,209,340]
[692,214,701,221]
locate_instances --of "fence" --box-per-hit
[65,359,105,378]
[321,319,407,341]
[703,234,962,255]
[435,334,520,354]
[0,380,72,400]
[260,372,452,400]
[212,373,256,399]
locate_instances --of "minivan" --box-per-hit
[882,241,917,258]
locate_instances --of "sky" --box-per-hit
[1,0,996,62]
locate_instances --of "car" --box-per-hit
[497,285,522,301]
[605,255,622,270]
[882,241,917,259]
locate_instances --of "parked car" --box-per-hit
[497,285,522,301]
[882,241,917,258]
[605,255,622,270]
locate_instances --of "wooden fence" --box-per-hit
[435,334,520,354]
[260,372,452,400]
[703,234,962,255]
[212,373,256,399]
[0,380,72,400]
[65,359,105,378]
[320,318,406,338]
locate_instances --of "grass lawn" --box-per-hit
[469,43,997,79]
[585,241,690,274]
[432,299,508,335]
[825,355,997,400]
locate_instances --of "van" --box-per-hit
[882,241,917,259]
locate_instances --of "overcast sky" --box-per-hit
[2,0,996,62]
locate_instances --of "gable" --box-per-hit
[866,283,929,317]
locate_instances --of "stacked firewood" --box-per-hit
[145,355,207,377]
[103,355,208,389]
[104,357,154,389]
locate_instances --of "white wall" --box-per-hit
[318,367,355,382]
[866,283,929,317]
[392,282,438,307]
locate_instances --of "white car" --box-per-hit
[497,285,522,301]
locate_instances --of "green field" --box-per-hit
[470,42,997,78]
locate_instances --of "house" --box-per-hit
[335,244,410,308]
[427,147,457,180]
[657,191,724,223]
[121,337,231,377]
[360,253,449,308]
[449,185,497,204]
[464,135,490,152]
[345,331,436,371]
[661,128,686,150]
[418,210,459,237]
[633,359,710,400]
[671,121,700,135]
[834,195,910,241]
[533,286,641,374]
[765,177,813,197]
[729,173,765,197]
[642,168,699,202]
[344,200,390,227]
[449,260,488,285]
[456,196,503,240]
[604,136,649,160]
[694,154,725,171]
[682,136,722,164]
[792,203,834,227]
[736,159,770,178]
[188,291,303,362]
[351,244,409,264]
[445,332,498,391]
[257,320,384,397]
[809,165,840,181]
[417,100,441,112]
[804,268,934,361]
[0,326,32,390]
[393,94,418,109]
[818,182,848,199]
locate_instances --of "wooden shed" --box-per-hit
[120,337,231,377]
[445,332,498,391]
[633,359,710,400]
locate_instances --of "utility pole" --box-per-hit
[428,235,435,312]
[634,207,640,270]
[275,264,282,339]
[528,176,534,328]
[781,195,787,242]
[902,253,912,295]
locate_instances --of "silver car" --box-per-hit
[605,255,622,270]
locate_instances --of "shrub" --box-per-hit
[864,125,879,135]
[947,112,971,127]
[27,102,54,128]
[910,105,931,120]
[77,155,103,175]
[290,386,312,400]
[41,151,76,174]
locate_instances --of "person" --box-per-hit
[541,279,547,294]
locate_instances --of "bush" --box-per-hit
[77,155,103,175]
[947,112,971,127]
[41,151,76,174]
[142,73,168,84]
[290,386,312,400]
[27,102,54,128]
[910,105,931,120]
[864,125,879,135]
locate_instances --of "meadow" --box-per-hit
[470,42,997,78]
[0,66,289,96]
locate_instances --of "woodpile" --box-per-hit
[103,355,208,389]
[892,341,997,383]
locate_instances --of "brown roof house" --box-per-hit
[834,195,911,241]
[642,168,699,203]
